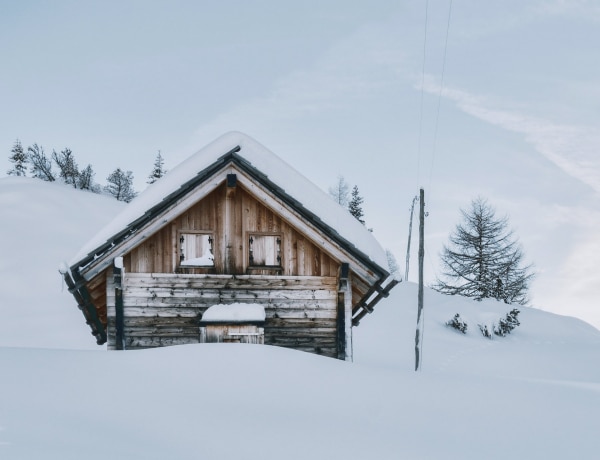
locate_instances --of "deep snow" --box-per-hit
[1,177,599,460]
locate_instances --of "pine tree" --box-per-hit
[28,143,55,181]
[52,148,79,187]
[105,168,137,202]
[147,150,167,184]
[348,185,365,224]
[433,197,534,305]
[328,175,350,207]
[7,139,28,176]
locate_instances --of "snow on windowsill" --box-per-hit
[180,255,214,266]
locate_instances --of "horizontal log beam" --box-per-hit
[109,306,337,320]
[125,273,337,290]
[122,287,337,301]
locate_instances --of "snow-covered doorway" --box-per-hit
[199,303,266,344]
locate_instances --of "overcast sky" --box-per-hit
[1,0,599,328]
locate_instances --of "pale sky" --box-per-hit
[1,0,599,328]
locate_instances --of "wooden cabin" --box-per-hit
[62,132,398,360]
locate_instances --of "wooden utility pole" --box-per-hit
[415,188,425,371]
[405,195,419,282]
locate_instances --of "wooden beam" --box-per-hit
[352,278,400,326]
[224,173,237,273]
[61,269,107,344]
[113,260,124,350]
[336,263,349,360]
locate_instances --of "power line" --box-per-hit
[428,0,454,195]
[416,0,430,191]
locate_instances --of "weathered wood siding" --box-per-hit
[200,325,264,344]
[107,273,339,357]
[123,183,340,278]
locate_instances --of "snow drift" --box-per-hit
[1,177,599,460]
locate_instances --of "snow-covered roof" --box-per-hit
[201,303,266,323]
[70,131,388,271]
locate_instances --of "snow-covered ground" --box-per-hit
[1,177,599,459]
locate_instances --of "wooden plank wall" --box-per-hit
[200,325,264,344]
[124,183,340,278]
[107,273,339,357]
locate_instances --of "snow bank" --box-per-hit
[1,336,599,460]
[1,177,600,460]
[0,177,124,349]
[180,253,214,266]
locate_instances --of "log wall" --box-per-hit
[200,325,265,344]
[107,273,339,358]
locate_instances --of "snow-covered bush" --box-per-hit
[478,309,521,339]
[478,323,492,338]
[494,308,521,337]
[446,313,468,334]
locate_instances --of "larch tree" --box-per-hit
[7,139,28,176]
[433,197,534,305]
[105,168,137,202]
[28,143,55,181]
[147,150,167,184]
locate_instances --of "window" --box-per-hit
[249,234,281,267]
[179,233,214,267]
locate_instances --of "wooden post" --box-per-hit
[225,173,237,273]
[337,263,350,361]
[114,258,125,350]
[415,188,425,371]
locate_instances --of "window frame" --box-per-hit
[247,233,282,268]
[177,230,215,268]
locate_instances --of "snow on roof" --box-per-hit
[70,131,388,270]
[201,303,266,323]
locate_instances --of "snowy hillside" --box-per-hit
[0,177,124,349]
[1,179,599,460]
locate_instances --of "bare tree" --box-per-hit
[52,148,79,187]
[105,168,137,202]
[433,197,534,305]
[328,175,350,207]
[77,164,100,192]
[28,143,55,181]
